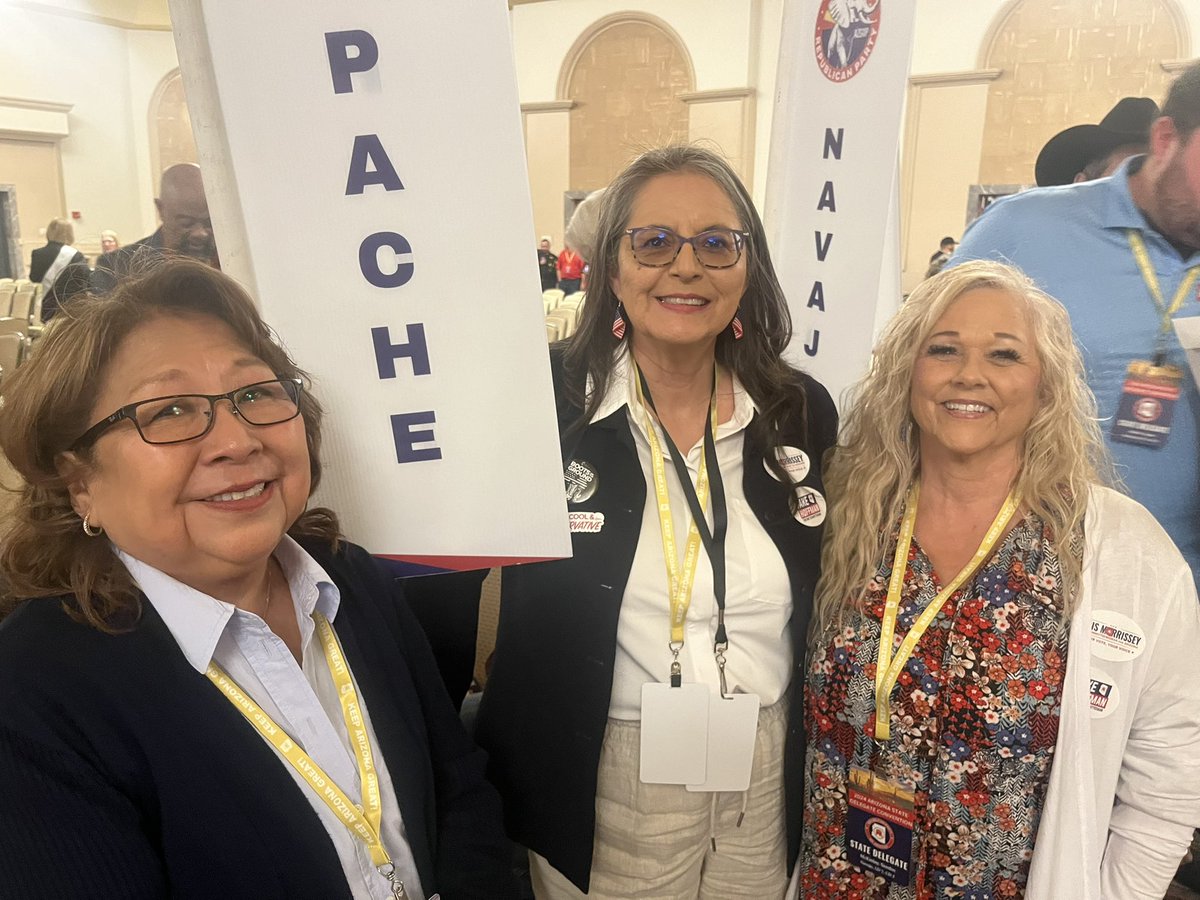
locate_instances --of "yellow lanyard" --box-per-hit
[874,482,1019,742]
[206,612,409,898]
[1128,231,1200,343]
[632,363,718,651]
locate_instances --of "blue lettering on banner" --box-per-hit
[807,282,825,311]
[359,232,415,288]
[804,330,820,356]
[346,135,405,195]
[817,181,837,212]
[815,231,833,261]
[325,30,379,94]
[823,127,844,160]
[372,324,431,378]
[327,30,441,466]
[391,412,443,463]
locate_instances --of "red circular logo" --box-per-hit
[1133,397,1162,422]
[865,815,896,850]
[814,0,882,83]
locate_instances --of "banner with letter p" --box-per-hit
[169,0,570,568]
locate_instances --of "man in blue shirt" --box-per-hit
[953,62,1200,586]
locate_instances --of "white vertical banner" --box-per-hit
[168,0,571,568]
[764,0,915,409]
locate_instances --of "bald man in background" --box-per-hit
[92,163,218,293]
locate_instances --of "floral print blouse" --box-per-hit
[800,513,1068,899]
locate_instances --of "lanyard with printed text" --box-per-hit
[633,362,729,689]
[874,481,1019,742]
[1127,230,1200,363]
[206,612,414,900]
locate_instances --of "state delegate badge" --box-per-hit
[1111,360,1182,449]
[564,458,598,503]
[845,767,914,886]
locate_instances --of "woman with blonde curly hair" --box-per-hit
[798,260,1200,898]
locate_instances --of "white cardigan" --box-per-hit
[1027,486,1200,898]
[788,486,1200,900]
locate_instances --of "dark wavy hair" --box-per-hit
[562,144,809,467]
[0,259,340,629]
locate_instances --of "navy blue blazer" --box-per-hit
[0,539,516,899]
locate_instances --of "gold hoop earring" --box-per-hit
[82,514,103,537]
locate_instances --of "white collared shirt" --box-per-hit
[119,538,424,900]
[591,351,793,719]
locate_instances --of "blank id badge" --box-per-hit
[687,692,759,792]
[845,767,915,887]
[640,683,708,784]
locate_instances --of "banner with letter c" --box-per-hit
[169,0,571,568]
[764,0,915,409]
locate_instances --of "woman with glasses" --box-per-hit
[475,145,838,898]
[0,260,515,900]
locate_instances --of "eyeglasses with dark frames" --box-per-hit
[71,378,304,450]
[624,226,750,269]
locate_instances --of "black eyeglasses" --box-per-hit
[72,378,303,449]
[625,226,750,269]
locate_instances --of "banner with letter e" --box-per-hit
[764,0,915,409]
[168,1,570,568]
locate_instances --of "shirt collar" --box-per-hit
[588,345,758,436]
[1100,154,1153,232]
[118,535,340,673]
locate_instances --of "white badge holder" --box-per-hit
[688,691,760,792]
[640,682,709,784]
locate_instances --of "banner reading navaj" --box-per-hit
[764,0,915,409]
[169,0,570,568]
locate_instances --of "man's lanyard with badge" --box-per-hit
[844,480,1019,887]
[632,361,761,800]
[1110,231,1200,449]
[206,613,439,900]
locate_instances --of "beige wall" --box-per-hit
[0,139,66,274]
[900,74,997,293]
[979,0,1182,184]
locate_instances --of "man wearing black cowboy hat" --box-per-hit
[1035,96,1159,186]
[953,62,1200,607]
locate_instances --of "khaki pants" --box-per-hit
[530,695,789,899]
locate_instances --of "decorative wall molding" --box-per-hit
[520,100,575,114]
[0,96,73,139]
[909,69,1003,87]
[678,87,754,104]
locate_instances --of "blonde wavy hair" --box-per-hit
[813,260,1114,638]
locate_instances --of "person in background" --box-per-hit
[538,236,559,291]
[801,260,1200,898]
[28,218,85,289]
[0,259,516,900]
[952,61,1200,589]
[476,145,838,899]
[40,262,93,323]
[93,163,217,293]
[1035,96,1159,186]
[923,236,956,279]
[556,241,585,295]
[565,189,605,295]
[99,230,120,255]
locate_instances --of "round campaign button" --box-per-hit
[793,487,827,527]
[564,458,598,504]
[1089,610,1146,662]
[765,445,811,483]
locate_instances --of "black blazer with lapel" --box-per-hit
[475,348,838,891]
[0,539,515,899]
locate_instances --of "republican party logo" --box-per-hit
[865,816,895,850]
[814,0,881,82]
[1133,397,1162,423]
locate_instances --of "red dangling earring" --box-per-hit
[612,303,627,340]
[730,312,744,341]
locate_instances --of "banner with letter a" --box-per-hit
[764,0,915,409]
[169,0,570,568]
